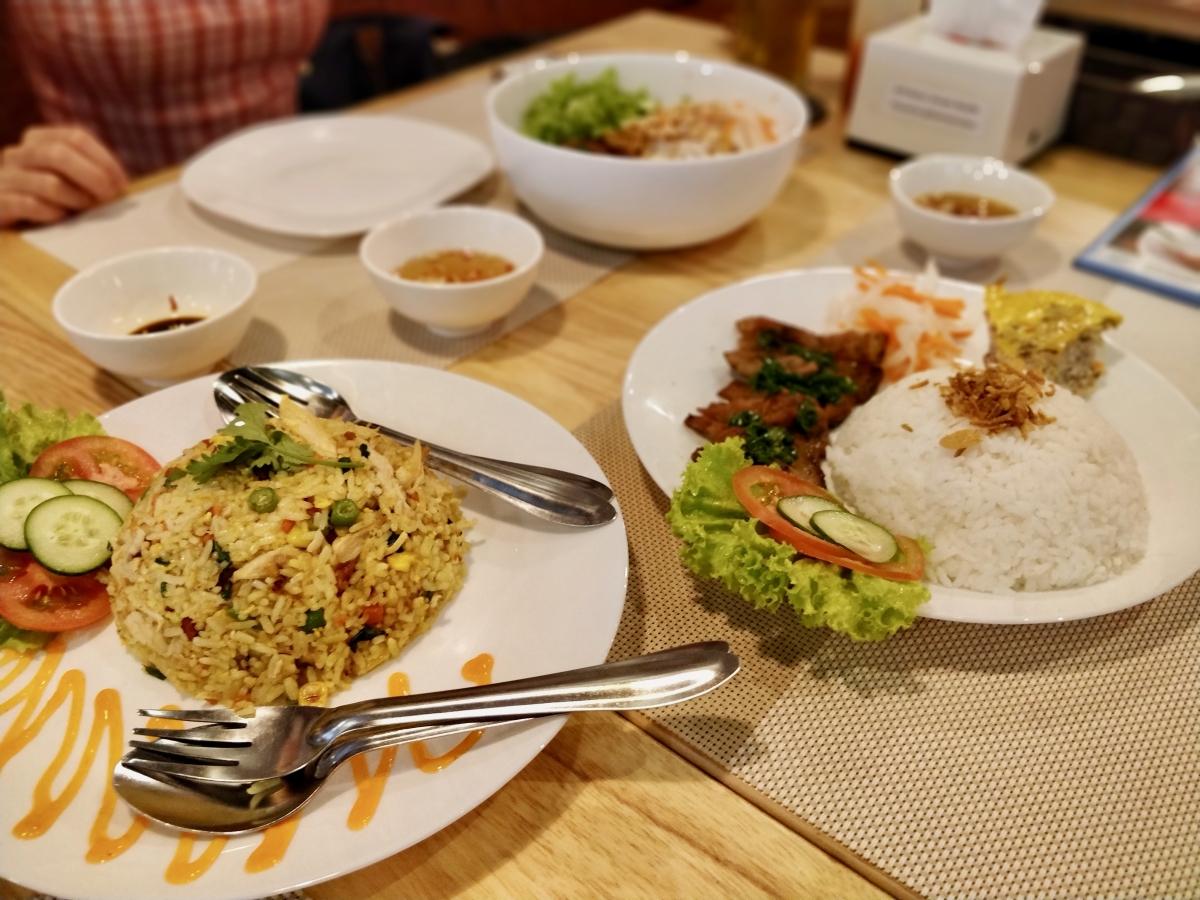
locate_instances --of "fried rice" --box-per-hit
[107,400,469,708]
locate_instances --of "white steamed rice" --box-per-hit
[824,370,1148,592]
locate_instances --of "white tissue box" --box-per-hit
[846,15,1084,163]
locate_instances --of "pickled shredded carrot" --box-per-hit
[830,263,980,383]
[884,358,912,381]
[881,283,965,317]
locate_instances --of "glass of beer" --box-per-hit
[731,0,822,90]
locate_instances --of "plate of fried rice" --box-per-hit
[2,360,627,900]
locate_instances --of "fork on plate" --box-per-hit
[126,642,739,784]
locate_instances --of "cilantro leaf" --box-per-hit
[302,609,326,633]
[184,403,361,483]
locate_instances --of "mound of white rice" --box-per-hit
[824,370,1148,592]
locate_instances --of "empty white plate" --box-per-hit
[181,115,493,238]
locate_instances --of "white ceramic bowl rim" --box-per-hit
[889,154,1055,226]
[53,245,257,342]
[486,51,809,170]
[359,206,544,291]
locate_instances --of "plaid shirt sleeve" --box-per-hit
[11,0,330,174]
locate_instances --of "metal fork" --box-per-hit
[213,365,616,528]
[127,642,738,784]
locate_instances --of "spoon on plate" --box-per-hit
[212,366,616,528]
[114,642,740,833]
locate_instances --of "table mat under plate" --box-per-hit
[577,402,1200,899]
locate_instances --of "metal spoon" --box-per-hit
[213,366,616,528]
[114,718,517,834]
[114,642,740,833]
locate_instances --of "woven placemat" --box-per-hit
[578,402,1200,899]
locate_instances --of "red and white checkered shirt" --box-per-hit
[11,0,330,175]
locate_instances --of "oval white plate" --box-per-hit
[1,360,627,899]
[622,267,1200,625]
[181,116,493,238]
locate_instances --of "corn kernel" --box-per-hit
[286,528,312,549]
[387,553,413,572]
[298,681,330,707]
[313,497,332,510]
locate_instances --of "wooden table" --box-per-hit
[0,11,1162,899]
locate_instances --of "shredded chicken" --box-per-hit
[232,546,299,582]
[277,397,337,458]
[331,531,366,565]
[939,364,1056,439]
[590,100,776,159]
[367,451,402,495]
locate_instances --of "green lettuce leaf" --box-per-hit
[521,67,655,146]
[667,440,928,641]
[0,615,52,652]
[0,391,103,484]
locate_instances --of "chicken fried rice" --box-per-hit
[108,400,469,708]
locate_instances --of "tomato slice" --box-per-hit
[29,436,159,501]
[0,548,111,632]
[731,466,924,582]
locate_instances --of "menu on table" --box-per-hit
[1075,143,1200,308]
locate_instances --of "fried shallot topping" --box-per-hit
[938,364,1055,451]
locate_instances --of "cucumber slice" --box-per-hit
[809,509,899,564]
[64,479,134,520]
[24,495,122,574]
[777,495,843,534]
[0,478,71,550]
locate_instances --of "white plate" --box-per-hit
[622,267,1200,625]
[181,116,493,238]
[1,360,627,899]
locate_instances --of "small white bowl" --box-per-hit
[53,246,257,382]
[889,154,1055,266]
[486,52,807,249]
[360,206,543,337]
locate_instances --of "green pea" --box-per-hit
[330,498,359,527]
[248,487,278,513]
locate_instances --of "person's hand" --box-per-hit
[0,125,128,227]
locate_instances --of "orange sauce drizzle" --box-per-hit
[346,672,409,830]
[0,649,32,692]
[84,688,149,862]
[245,816,301,874]
[0,643,494,883]
[0,638,65,757]
[461,652,494,685]
[165,834,229,885]
[408,730,484,774]
[407,655,494,774]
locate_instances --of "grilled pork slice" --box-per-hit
[724,347,818,381]
[685,318,888,484]
[732,317,887,399]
